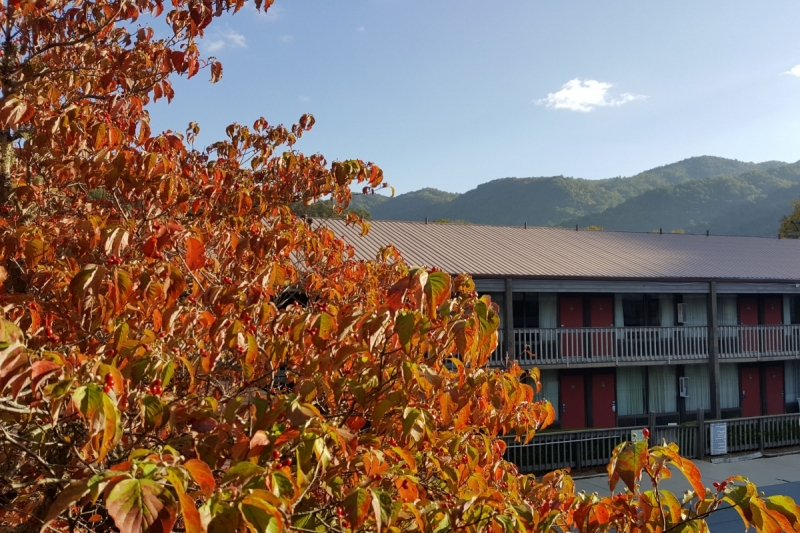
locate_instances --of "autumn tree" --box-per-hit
[779,199,800,238]
[0,0,798,532]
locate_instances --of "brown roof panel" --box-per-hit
[319,219,800,281]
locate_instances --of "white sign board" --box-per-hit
[710,422,728,456]
[630,429,645,442]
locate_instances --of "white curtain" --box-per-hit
[648,366,677,413]
[720,363,740,408]
[617,367,645,416]
[533,370,559,420]
[539,293,557,329]
[684,295,707,337]
[684,365,710,411]
[659,295,674,338]
[718,296,737,338]
[786,361,800,404]
[615,294,625,338]
[660,295,674,326]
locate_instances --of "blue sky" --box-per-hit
[149,1,800,194]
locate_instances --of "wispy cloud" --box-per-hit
[782,65,800,77]
[279,35,294,43]
[535,79,646,112]
[299,95,309,102]
[202,29,248,53]
[357,26,365,33]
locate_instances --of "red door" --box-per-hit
[765,365,785,414]
[739,298,759,353]
[763,297,783,353]
[591,374,616,428]
[560,374,586,429]
[560,296,584,358]
[740,367,761,417]
[590,297,614,358]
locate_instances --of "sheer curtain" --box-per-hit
[785,361,800,405]
[533,370,559,420]
[720,363,740,408]
[684,295,707,337]
[615,294,625,339]
[539,293,557,329]
[617,367,645,416]
[648,366,677,413]
[659,295,674,338]
[718,296,737,340]
[684,365,710,411]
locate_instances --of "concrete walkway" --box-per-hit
[575,454,800,532]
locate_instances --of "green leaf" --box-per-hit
[222,461,265,486]
[607,440,647,492]
[270,471,296,500]
[240,493,282,533]
[73,383,104,423]
[370,489,393,533]
[106,478,177,533]
[142,395,169,432]
[98,392,123,461]
[425,271,451,315]
[394,311,415,354]
[342,488,371,528]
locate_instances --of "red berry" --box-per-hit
[642,428,650,439]
[283,458,292,467]
[153,378,162,386]
[103,385,112,393]
[272,450,281,460]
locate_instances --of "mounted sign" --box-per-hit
[710,422,728,456]
[679,377,689,398]
[630,429,645,442]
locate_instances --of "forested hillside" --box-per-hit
[344,156,799,236]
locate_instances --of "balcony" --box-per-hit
[719,324,800,359]
[490,324,800,367]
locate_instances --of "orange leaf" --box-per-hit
[185,237,205,271]
[184,459,215,498]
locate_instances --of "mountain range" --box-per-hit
[346,156,800,237]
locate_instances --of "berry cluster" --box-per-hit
[107,255,123,265]
[103,373,115,393]
[272,449,292,467]
[149,378,163,395]
[712,481,728,492]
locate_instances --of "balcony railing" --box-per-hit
[490,324,800,367]
[719,324,800,359]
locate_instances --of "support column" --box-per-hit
[504,278,514,363]
[707,281,722,419]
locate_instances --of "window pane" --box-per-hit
[622,295,645,327]
[648,366,677,413]
[720,364,740,408]
[617,367,645,416]
[684,365,710,411]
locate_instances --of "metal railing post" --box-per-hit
[697,409,705,460]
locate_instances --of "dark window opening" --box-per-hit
[622,294,662,327]
[513,293,539,328]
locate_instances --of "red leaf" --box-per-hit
[106,478,177,533]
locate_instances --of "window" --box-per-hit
[513,293,539,328]
[617,367,645,416]
[648,366,677,413]
[684,365,710,411]
[720,364,740,408]
[791,296,800,325]
[533,370,559,421]
[622,294,662,327]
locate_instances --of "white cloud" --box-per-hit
[205,40,225,52]
[279,35,293,43]
[299,95,309,102]
[357,26,365,33]
[782,65,800,77]
[534,79,646,112]
[201,30,247,53]
[245,3,283,21]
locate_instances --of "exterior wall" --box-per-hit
[476,278,800,428]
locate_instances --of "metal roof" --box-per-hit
[319,219,800,282]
